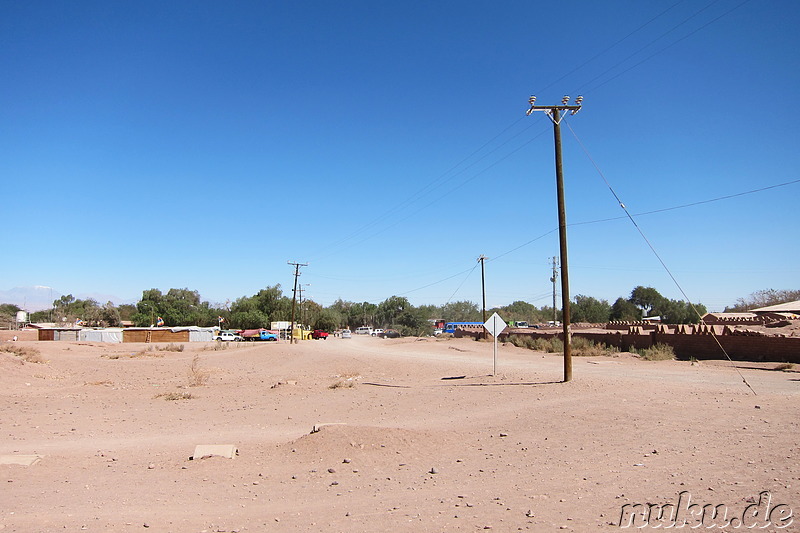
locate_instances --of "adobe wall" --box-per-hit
[501,330,800,363]
[0,329,39,342]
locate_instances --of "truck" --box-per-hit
[240,329,279,341]
[311,329,329,340]
[213,331,243,342]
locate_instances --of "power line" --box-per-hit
[579,0,753,94]
[564,121,757,395]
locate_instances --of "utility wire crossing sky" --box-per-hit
[2,0,798,312]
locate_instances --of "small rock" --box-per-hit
[327,468,336,473]
[429,467,439,474]
[148,463,155,470]
[343,458,351,464]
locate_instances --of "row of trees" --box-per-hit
[0,288,706,333]
[4,286,795,333]
[569,286,707,324]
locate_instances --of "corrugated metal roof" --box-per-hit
[750,300,800,313]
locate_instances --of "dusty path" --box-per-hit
[1,336,797,532]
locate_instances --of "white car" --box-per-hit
[341,329,352,338]
[371,329,384,337]
[213,332,243,342]
[354,327,372,335]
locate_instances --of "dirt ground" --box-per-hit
[0,336,797,532]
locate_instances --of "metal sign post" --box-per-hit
[483,312,508,376]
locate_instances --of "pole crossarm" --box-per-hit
[526,95,583,123]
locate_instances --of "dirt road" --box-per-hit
[1,336,797,531]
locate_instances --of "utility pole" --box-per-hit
[288,261,308,344]
[299,283,311,328]
[550,256,559,324]
[478,255,488,339]
[526,95,583,383]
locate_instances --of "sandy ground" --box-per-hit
[0,336,797,532]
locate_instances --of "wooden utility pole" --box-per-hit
[550,256,559,324]
[478,255,488,339]
[288,261,307,344]
[526,95,583,382]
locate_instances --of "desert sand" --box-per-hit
[1,335,797,532]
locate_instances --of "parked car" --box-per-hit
[371,328,384,337]
[311,329,329,340]
[341,329,352,338]
[354,327,372,335]
[213,331,243,342]
[380,329,401,338]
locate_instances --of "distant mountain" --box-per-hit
[0,286,62,311]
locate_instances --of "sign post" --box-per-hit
[483,312,508,376]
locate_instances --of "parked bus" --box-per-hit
[443,322,483,334]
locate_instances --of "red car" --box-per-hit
[311,329,329,340]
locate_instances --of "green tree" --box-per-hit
[629,286,665,318]
[653,299,706,324]
[610,297,641,321]
[313,309,340,332]
[376,296,410,327]
[440,300,480,322]
[570,295,611,323]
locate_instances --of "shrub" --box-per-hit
[507,335,564,353]
[187,356,211,387]
[0,344,45,363]
[571,337,619,357]
[154,392,194,401]
[636,343,675,361]
[163,343,185,352]
[507,335,535,349]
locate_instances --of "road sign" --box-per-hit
[483,312,507,375]
[483,312,507,337]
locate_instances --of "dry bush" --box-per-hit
[131,348,164,358]
[0,344,45,363]
[187,355,211,387]
[636,343,676,361]
[775,363,795,371]
[329,372,360,389]
[162,343,185,352]
[571,337,619,357]
[507,335,535,349]
[154,392,194,401]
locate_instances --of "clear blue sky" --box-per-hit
[2,0,798,313]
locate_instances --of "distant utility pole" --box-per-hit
[288,261,308,344]
[550,256,559,324]
[299,283,311,327]
[526,95,583,383]
[478,255,488,339]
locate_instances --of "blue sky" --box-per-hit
[2,0,798,312]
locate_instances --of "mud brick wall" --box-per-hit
[502,330,800,364]
[0,329,39,341]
